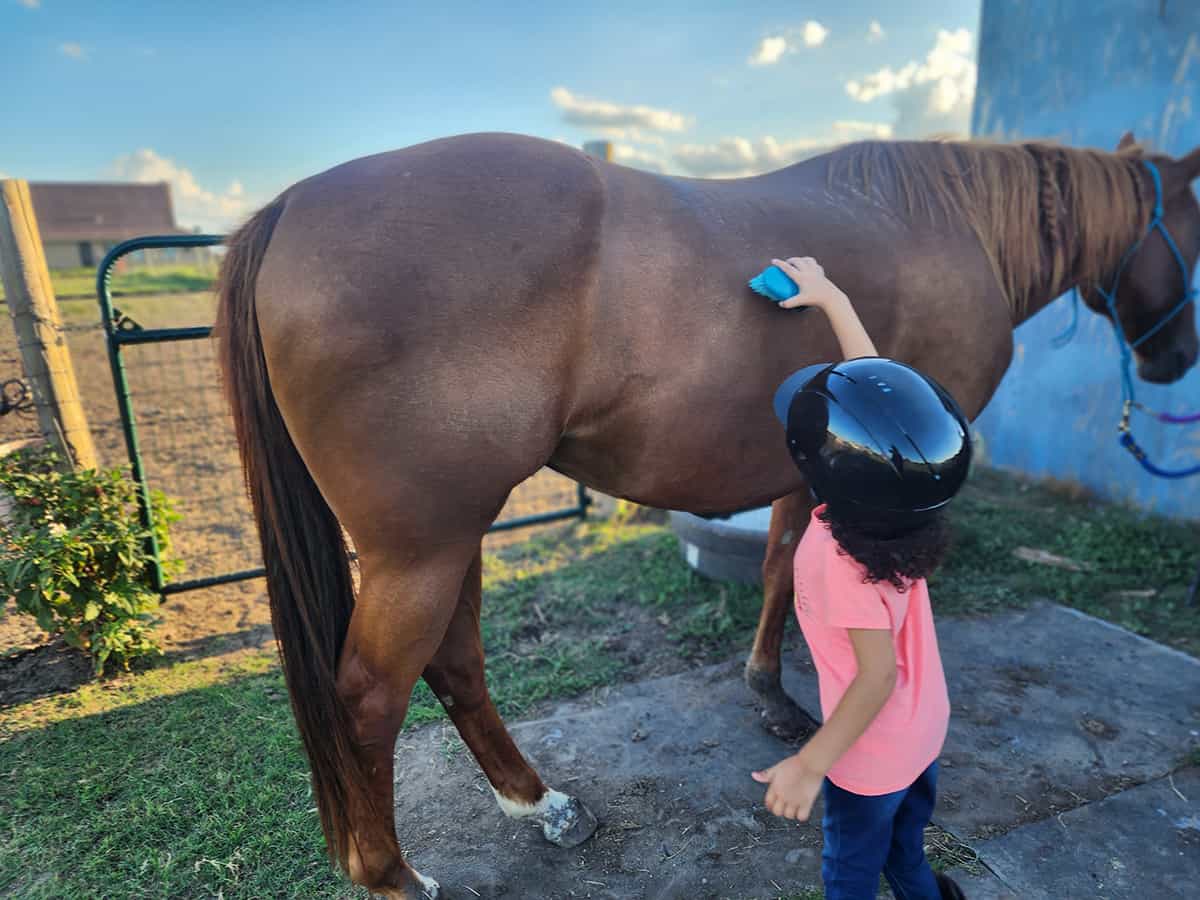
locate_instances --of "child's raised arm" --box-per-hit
[771,257,879,360]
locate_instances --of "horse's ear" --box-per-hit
[1160,146,1200,196]
[1116,131,1145,157]
[1175,146,1200,183]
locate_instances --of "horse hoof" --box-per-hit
[745,665,820,742]
[760,702,820,743]
[366,869,440,900]
[541,795,598,848]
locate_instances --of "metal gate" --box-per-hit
[97,234,589,597]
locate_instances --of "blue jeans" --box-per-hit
[821,762,941,900]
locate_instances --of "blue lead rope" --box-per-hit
[1050,288,1082,348]
[1083,160,1200,479]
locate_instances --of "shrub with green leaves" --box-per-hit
[0,449,182,674]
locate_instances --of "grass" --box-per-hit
[0,652,343,898]
[1,468,1197,897]
[0,264,216,302]
[935,467,1200,656]
[924,825,982,876]
[54,288,217,329]
[0,518,759,899]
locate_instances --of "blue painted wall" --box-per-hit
[971,0,1200,518]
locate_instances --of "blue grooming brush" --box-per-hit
[748,264,808,308]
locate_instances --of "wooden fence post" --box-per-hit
[0,179,98,470]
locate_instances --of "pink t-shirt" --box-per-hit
[793,505,950,796]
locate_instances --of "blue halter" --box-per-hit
[1054,159,1200,479]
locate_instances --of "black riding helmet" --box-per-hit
[773,358,972,528]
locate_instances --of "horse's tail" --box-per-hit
[214,197,365,868]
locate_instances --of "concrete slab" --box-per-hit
[396,658,829,899]
[392,604,1199,898]
[934,605,1200,839]
[949,768,1200,900]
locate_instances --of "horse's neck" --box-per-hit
[1016,249,1084,327]
[1013,147,1147,327]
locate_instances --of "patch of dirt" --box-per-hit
[505,572,804,694]
[1079,715,1121,740]
[0,642,94,709]
[0,579,276,707]
[997,663,1051,697]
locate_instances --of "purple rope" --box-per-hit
[1156,409,1200,424]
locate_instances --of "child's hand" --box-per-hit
[751,753,826,821]
[771,257,847,311]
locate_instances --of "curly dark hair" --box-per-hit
[818,505,951,592]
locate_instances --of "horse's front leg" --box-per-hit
[745,491,821,741]
[423,549,598,848]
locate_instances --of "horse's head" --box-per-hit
[1081,132,1200,384]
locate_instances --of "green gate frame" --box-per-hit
[97,233,590,598]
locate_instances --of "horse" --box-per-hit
[214,130,1200,897]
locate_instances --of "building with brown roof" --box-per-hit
[28,181,207,270]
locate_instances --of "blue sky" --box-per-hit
[1,0,980,231]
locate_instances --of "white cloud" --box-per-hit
[612,144,666,173]
[844,28,976,138]
[846,29,973,102]
[59,42,85,60]
[595,126,668,148]
[674,137,759,177]
[108,149,250,232]
[19,0,40,8]
[749,21,828,66]
[749,36,788,66]
[832,120,896,140]
[802,21,829,48]
[550,86,690,133]
[673,121,892,178]
[868,21,885,42]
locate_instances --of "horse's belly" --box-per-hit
[551,357,808,513]
[551,436,802,513]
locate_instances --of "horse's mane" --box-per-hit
[826,139,1150,318]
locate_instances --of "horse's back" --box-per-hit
[258,132,607,325]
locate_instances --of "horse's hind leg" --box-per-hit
[423,549,598,847]
[745,491,821,742]
[336,548,479,899]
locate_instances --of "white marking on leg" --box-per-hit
[414,869,440,898]
[491,786,572,820]
[780,529,795,546]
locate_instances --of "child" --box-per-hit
[751,257,971,900]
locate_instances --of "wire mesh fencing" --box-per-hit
[0,325,44,451]
[4,244,589,592]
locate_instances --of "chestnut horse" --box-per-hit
[215,131,1199,897]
